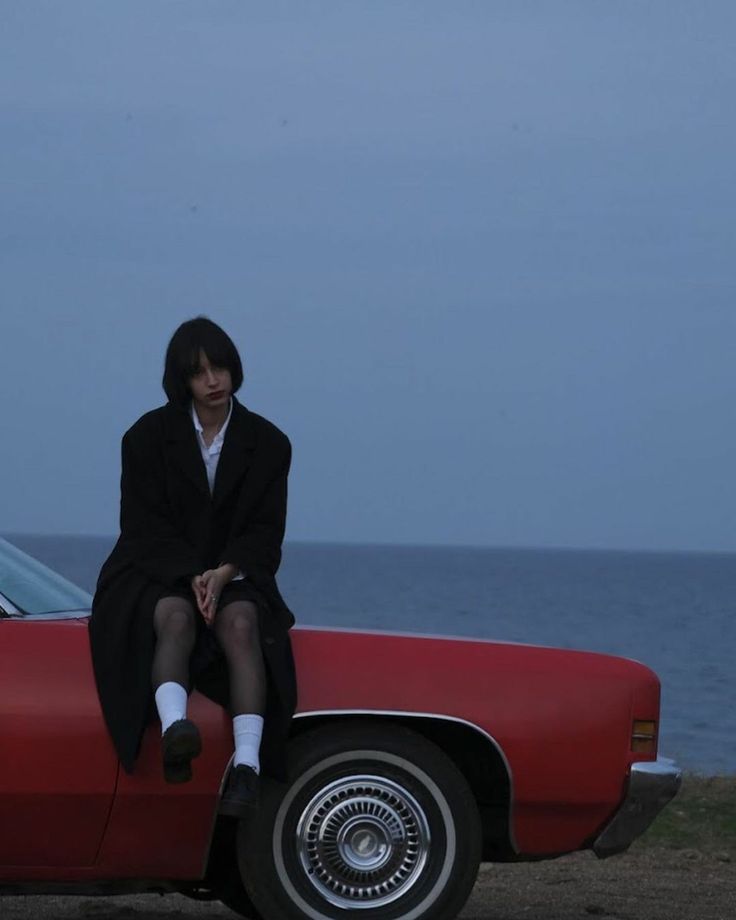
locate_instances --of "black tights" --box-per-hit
[152,596,266,716]
[152,597,196,690]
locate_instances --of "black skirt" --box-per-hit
[155,577,271,681]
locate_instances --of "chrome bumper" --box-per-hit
[593,757,682,858]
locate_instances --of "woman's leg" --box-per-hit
[214,600,266,781]
[152,595,197,692]
[152,596,200,783]
[214,599,266,716]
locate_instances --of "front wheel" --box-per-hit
[237,722,482,920]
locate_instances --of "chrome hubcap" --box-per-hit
[296,774,431,909]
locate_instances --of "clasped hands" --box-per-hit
[191,563,238,626]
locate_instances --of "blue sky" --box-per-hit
[2,2,735,550]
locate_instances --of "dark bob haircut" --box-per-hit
[163,316,244,406]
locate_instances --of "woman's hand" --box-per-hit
[190,574,207,616]
[198,564,237,625]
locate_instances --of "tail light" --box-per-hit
[631,720,657,755]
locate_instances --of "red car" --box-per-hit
[0,537,680,920]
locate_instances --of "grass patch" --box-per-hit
[633,774,736,855]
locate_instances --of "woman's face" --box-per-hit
[188,350,232,411]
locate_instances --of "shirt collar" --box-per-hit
[191,398,233,446]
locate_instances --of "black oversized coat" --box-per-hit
[89,397,296,778]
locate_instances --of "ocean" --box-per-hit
[6,534,734,775]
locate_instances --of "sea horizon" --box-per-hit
[7,530,736,560]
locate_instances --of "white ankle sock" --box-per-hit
[155,681,188,734]
[233,714,264,772]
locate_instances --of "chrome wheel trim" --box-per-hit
[273,751,456,920]
[295,774,431,909]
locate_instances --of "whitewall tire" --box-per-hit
[237,722,481,920]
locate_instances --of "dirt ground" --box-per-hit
[1,848,734,920]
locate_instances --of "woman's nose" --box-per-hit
[205,368,217,385]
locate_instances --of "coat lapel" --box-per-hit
[162,403,210,497]
[212,398,257,508]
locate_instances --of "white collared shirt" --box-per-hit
[191,399,245,579]
[191,398,234,493]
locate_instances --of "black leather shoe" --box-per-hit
[162,719,202,784]
[219,765,260,816]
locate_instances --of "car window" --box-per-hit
[0,537,92,616]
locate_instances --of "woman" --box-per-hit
[89,317,296,817]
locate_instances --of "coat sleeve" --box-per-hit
[119,429,201,587]
[219,440,291,579]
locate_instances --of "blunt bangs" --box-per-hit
[163,316,244,406]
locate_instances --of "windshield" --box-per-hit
[0,537,92,615]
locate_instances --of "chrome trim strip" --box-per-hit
[0,591,22,617]
[0,607,91,622]
[292,708,517,853]
[593,757,682,858]
[208,708,519,869]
